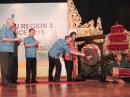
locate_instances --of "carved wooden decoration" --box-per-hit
[68,0,81,30]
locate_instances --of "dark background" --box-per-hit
[0,0,130,34]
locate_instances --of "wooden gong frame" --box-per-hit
[75,34,106,81]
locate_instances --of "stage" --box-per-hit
[0,80,130,97]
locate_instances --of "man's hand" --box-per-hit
[14,37,22,42]
[81,53,85,57]
[35,41,39,48]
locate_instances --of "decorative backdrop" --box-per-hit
[0,3,68,78]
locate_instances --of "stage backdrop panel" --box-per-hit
[0,3,68,78]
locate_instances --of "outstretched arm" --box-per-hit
[70,50,85,57]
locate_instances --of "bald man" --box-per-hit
[0,19,22,86]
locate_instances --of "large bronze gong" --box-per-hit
[80,44,100,66]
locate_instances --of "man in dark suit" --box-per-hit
[11,24,22,84]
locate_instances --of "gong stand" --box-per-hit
[75,34,106,81]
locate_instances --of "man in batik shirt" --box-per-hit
[24,28,39,83]
[63,32,77,81]
[0,19,22,86]
[48,35,85,82]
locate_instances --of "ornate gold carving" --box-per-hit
[96,17,102,31]
[68,0,103,38]
[77,18,103,37]
[68,0,82,30]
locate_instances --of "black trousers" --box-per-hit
[12,56,18,83]
[26,58,37,82]
[64,59,73,81]
[0,52,13,84]
[48,56,61,82]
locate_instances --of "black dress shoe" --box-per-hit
[12,81,20,84]
[14,82,20,84]
[53,80,60,82]
[2,82,12,86]
[25,80,30,84]
[3,82,16,86]
[31,81,38,83]
[48,79,54,82]
[2,83,9,86]
[67,80,73,82]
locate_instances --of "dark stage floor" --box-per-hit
[0,80,130,97]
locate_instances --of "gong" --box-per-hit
[80,44,100,66]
